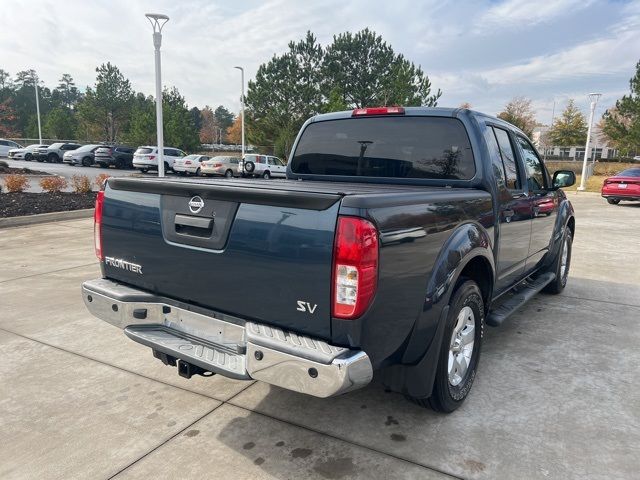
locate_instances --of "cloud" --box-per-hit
[475,0,595,33]
[0,0,636,124]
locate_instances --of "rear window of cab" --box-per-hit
[290,116,475,180]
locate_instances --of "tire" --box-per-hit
[36,157,44,162]
[414,279,484,413]
[114,158,125,169]
[164,162,171,173]
[262,171,271,179]
[542,229,572,294]
[195,168,201,177]
[47,153,58,163]
[25,153,32,161]
[607,198,620,205]
[244,161,255,173]
[82,157,93,167]
[140,168,149,174]
[225,169,233,178]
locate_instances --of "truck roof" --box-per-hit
[307,106,525,136]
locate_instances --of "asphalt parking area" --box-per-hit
[0,193,638,479]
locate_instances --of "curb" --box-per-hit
[0,208,94,229]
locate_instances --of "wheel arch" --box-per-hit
[381,222,494,399]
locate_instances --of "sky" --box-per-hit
[2,0,639,125]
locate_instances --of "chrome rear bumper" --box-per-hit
[82,278,372,398]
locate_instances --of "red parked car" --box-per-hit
[601,167,640,204]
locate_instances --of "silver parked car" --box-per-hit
[63,144,104,166]
[201,156,240,177]
[173,154,209,175]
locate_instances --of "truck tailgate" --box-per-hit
[101,178,342,340]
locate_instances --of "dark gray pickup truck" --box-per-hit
[82,107,576,412]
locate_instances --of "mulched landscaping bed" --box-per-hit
[0,165,50,175]
[0,192,97,217]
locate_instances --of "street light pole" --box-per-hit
[578,93,601,191]
[234,66,245,170]
[146,13,169,178]
[33,72,42,144]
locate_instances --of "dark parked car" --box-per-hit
[601,167,640,204]
[94,146,136,169]
[82,107,576,413]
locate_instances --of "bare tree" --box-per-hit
[497,96,537,137]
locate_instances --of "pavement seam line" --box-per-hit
[558,293,640,309]
[107,381,258,479]
[0,326,240,402]
[106,402,225,480]
[0,262,98,284]
[0,326,461,479]
[224,399,464,480]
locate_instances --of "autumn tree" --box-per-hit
[199,106,217,144]
[226,115,241,144]
[601,60,640,156]
[0,99,18,136]
[548,99,588,146]
[497,97,537,137]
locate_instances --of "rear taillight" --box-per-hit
[149,155,156,160]
[94,190,105,261]
[214,163,223,167]
[332,216,379,319]
[352,106,405,116]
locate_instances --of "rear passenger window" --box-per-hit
[492,127,520,190]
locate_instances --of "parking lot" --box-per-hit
[0,193,638,479]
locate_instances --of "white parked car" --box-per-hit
[0,139,24,157]
[7,144,48,161]
[201,156,240,177]
[132,146,187,173]
[173,154,209,175]
[239,154,287,179]
[63,144,104,166]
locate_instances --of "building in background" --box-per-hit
[532,124,619,161]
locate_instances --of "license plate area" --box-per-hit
[618,183,627,189]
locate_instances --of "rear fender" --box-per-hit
[382,222,494,398]
[402,222,494,364]
[542,195,575,270]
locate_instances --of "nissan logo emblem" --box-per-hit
[188,196,205,214]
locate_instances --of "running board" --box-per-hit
[486,272,556,327]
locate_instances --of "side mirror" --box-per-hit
[552,170,576,189]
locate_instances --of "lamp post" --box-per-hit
[577,93,601,191]
[33,72,42,144]
[146,13,169,177]
[234,66,245,171]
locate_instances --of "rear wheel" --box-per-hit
[262,171,271,179]
[82,157,93,167]
[225,169,234,178]
[543,229,572,294]
[410,280,484,413]
[140,168,149,174]
[195,168,201,177]
[25,153,32,161]
[114,158,125,169]
[164,161,171,173]
[47,153,58,163]
[607,198,620,205]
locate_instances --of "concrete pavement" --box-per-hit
[0,193,638,479]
